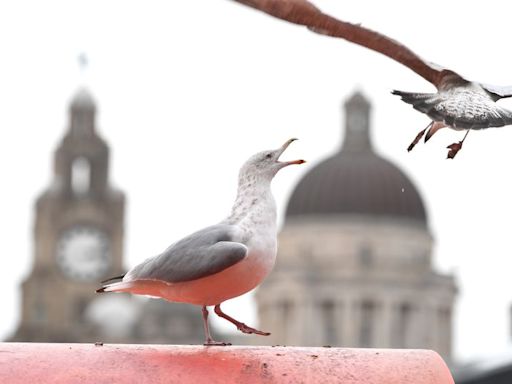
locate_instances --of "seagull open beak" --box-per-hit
[277,138,306,166]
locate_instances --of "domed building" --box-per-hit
[256,91,457,360]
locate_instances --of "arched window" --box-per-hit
[71,157,91,195]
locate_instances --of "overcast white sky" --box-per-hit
[1,0,512,363]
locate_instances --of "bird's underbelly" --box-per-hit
[132,247,276,306]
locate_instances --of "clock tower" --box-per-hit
[11,88,125,342]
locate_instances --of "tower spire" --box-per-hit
[69,52,96,136]
[69,88,96,136]
[341,90,372,153]
[77,52,89,87]
[78,53,88,73]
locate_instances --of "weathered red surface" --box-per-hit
[0,343,454,384]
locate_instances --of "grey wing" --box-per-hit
[394,89,512,129]
[232,0,446,86]
[473,105,512,129]
[125,224,248,283]
[437,104,512,130]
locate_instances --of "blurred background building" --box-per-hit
[9,88,204,344]
[256,92,457,361]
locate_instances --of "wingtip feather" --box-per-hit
[100,274,126,284]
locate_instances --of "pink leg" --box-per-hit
[214,304,270,336]
[201,306,231,346]
[407,121,433,152]
[425,121,446,142]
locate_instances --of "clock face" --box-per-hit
[56,225,111,281]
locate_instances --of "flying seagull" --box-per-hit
[232,0,512,159]
[97,139,305,345]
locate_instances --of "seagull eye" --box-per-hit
[265,153,272,159]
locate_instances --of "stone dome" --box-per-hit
[286,91,427,224]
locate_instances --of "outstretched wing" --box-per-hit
[125,224,248,283]
[233,0,449,87]
[481,84,512,100]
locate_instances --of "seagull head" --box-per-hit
[240,138,305,181]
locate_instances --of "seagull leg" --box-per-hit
[446,130,470,159]
[214,304,270,336]
[202,306,231,346]
[407,121,433,152]
[425,121,446,142]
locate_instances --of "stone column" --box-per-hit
[343,296,358,346]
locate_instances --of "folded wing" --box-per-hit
[125,224,248,283]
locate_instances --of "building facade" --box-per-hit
[10,88,203,344]
[256,92,457,360]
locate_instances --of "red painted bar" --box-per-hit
[0,343,454,384]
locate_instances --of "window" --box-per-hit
[75,297,89,323]
[280,300,293,342]
[438,307,451,350]
[360,300,375,347]
[397,303,412,348]
[359,244,373,268]
[281,300,292,324]
[321,300,338,345]
[71,157,91,195]
[33,299,46,323]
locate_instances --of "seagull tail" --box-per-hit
[392,90,440,115]
[96,281,134,294]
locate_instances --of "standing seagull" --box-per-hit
[232,0,512,158]
[97,139,305,345]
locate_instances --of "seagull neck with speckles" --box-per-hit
[224,172,277,226]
